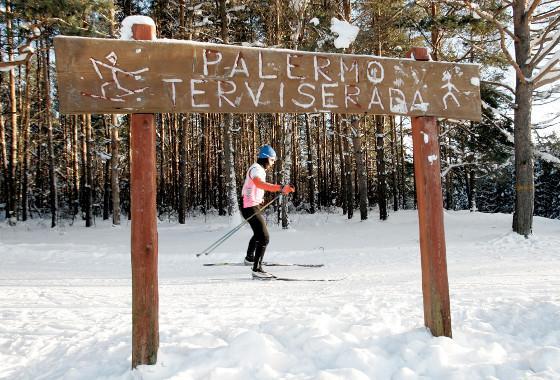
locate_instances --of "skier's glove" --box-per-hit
[282,184,295,194]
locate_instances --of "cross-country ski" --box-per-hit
[203,261,324,268]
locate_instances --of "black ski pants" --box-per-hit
[241,205,269,270]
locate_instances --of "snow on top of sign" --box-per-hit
[330,18,359,49]
[309,18,320,26]
[241,41,266,48]
[120,15,156,40]
[62,35,482,71]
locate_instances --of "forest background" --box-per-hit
[1,0,559,234]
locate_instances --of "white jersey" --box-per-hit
[241,163,266,208]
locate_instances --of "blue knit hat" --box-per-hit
[258,145,277,159]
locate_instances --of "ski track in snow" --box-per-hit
[0,210,559,380]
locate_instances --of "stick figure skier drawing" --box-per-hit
[82,51,150,102]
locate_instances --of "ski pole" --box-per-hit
[196,193,282,257]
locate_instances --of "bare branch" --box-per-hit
[532,4,560,21]
[530,16,560,66]
[482,80,516,95]
[0,23,41,71]
[535,71,560,88]
[445,0,528,82]
[441,162,480,178]
[526,0,543,19]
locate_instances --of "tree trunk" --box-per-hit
[7,6,18,225]
[219,0,239,218]
[304,115,316,213]
[103,118,111,220]
[84,114,93,227]
[512,1,534,236]
[352,118,368,220]
[336,115,347,214]
[21,60,32,221]
[279,114,290,229]
[44,45,58,227]
[0,112,8,219]
[158,115,166,215]
[399,117,407,209]
[178,114,187,223]
[375,115,387,220]
[216,117,225,216]
[444,135,453,210]
[343,119,354,219]
[291,116,298,205]
[223,115,239,216]
[111,115,121,225]
[72,115,80,220]
[390,117,398,212]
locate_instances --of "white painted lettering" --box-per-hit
[217,80,237,108]
[340,58,359,82]
[162,78,183,106]
[367,87,384,110]
[314,56,332,81]
[245,82,266,107]
[287,54,305,79]
[230,52,249,77]
[344,85,360,108]
[259,52,277,79]
[411,90,429,112]
[279,82,285,107]
[366,61,384,84]
[321,83,338,108]
[190,79,209,108]
[203,49,222,76]
[292,83,316,109]
[389,88,407,114]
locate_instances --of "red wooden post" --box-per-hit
[131,23,159,368]
[408,47,452,338]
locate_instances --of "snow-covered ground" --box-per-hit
[1,210,559,380]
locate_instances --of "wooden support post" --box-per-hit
[408,47,452,338]
[131,23,159,368]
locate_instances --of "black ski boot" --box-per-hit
[251,252,274,280]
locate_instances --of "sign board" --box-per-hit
[54,36,481,120]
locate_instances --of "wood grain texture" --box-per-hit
[130,24,159,369]
[410,46,452,338]
[54,36,481,120]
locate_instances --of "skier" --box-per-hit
[241,145,295,280]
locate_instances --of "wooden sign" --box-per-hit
[54,36,481,120]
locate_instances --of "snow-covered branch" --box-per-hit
[482,80,516,95]
[453,0,528,82]
[0,22,41,72]
[529,23,560,68]
[531,49,560,88]
[482,101,560,165]
[534,149,560,164]
[441,162,480,178]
